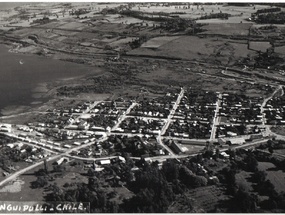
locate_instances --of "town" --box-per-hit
[1,2,285,213]
[0,85,283,177]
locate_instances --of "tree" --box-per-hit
[87,168,96,177]
[268,146,274,154]
[35,168,47,176]
[244,155,258,172]
[88,177,100,190]
[220,166,238,194]
[162,160,179,182]
[31,176,48,188]
[232,188,258,212]
[122,164,175,212]
[179,166,207,188]
[44,159,48,174]
[179,166,194,187]
[252,170,267,184]
[214,148,220,160]
[26,145,33,154]
[257,179,277,197]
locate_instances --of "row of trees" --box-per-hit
[256,12,285,24]
[255,7,281,15]
[199,12,231,20]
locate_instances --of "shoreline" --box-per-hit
[0,41,104,119]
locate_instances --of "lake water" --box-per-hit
[0,44,95,114]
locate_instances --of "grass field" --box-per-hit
[275,46,285,56]
[0,166,45,202]
[129,36,224,60]
[274,149,285,155]
[228,41,256,58]
[249,41,271,52]
[199,23,251,36]
[129,35,253,65]
[271,126,285,136]
[235,171,253,192]
[258,162,285,193]
[182,145,205,154]
[57,21,87,30]
[105,14,149,24]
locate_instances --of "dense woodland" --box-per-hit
[25,143,285,213]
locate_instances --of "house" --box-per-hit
[7,143,15,148]
[47,140,53,145]
[66,125,78,130]
[83,139,89,144]
[54,142,61,146]
[31,140,39,145]
[56,157,69,165]
[219,138,227,145]
[227,131,237,137]
[0,127,11,133]
[112,156,126,163]
[17,142,24,149]
[73,142,81,146]
[3,172,10,177]
[54,147,62,152]
[220,152,230,159]
[99,159,111,165]
[19,133,27,138]
[63,144,71,149]
[143,157,153,163]
[47,145,53,149]
[118,156,126,163]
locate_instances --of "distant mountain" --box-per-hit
[0,2,29,10]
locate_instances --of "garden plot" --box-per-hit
[228,41,256,58]
[57,21,88,30]
[249,41,271,52]
[10,27,46,38]
[109,37,138,48]
[199,23,251,36]
[105,14,145,24]
[185,185,229,212]
[141,36,181,49]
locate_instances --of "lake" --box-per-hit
[0,44,96,115]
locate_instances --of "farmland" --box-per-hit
[182,185,229,212]
[199,23,251,36]
[249,41,271,52]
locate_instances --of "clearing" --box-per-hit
[258,161,285,193]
